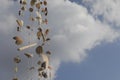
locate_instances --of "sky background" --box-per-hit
[0,0,120,80]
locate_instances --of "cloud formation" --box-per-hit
[0,0,120,80]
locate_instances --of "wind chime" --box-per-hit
[12,0,52,80]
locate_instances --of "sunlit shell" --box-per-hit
[36,2,41,9]
[16,19,24,27]
[22,0,27,5]
[37,31,42,40]
[24,53,33,58]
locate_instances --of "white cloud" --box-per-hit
[0,0,120,80]
[82,0,120,26]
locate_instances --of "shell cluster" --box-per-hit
[12,0,52,80]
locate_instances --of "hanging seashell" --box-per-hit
[14,56,21,64]
[41,62,46,69]
[22,0,27,5]
[20,0,22,4]
[13,37,22,45]
[41,8,45,13]
[13,36,21,40]
[13,36,23,45]
[24,53,34,58]
[16,19,24,27]
[44,0,47,6]
[36,46,43,54]
[30,0,37,6]
[29,7,33,12]
[44,29,49,36]
[18,10,22,16]
[21,6,26,11]
[37,31,42,40]
[45,12,48,16]
[36,11,42,19]
[15,40,23,45]
[45,7,48,12]
[18,43,37,51]
[36,2,41,9]
[42,71,48,78]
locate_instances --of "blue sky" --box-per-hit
[0,0,120,80]
[57,42,120,80]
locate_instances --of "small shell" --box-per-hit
[22,0,27,5]
[36,46,43,54]
[44,0,47,6]
[13,36,23,45]
[16,19,24,27]
[44,29,49,36]
[15,40,23,45]
[20,0,22,4]
[42,71,48,78]
[14,56,21,63]
[21,6,26,11]
[24,53,33,58]
[29,8,33,12]
[37,31,42,40]
[45,7,48,12]
[36,2,41,9]
[30,0,37,6]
